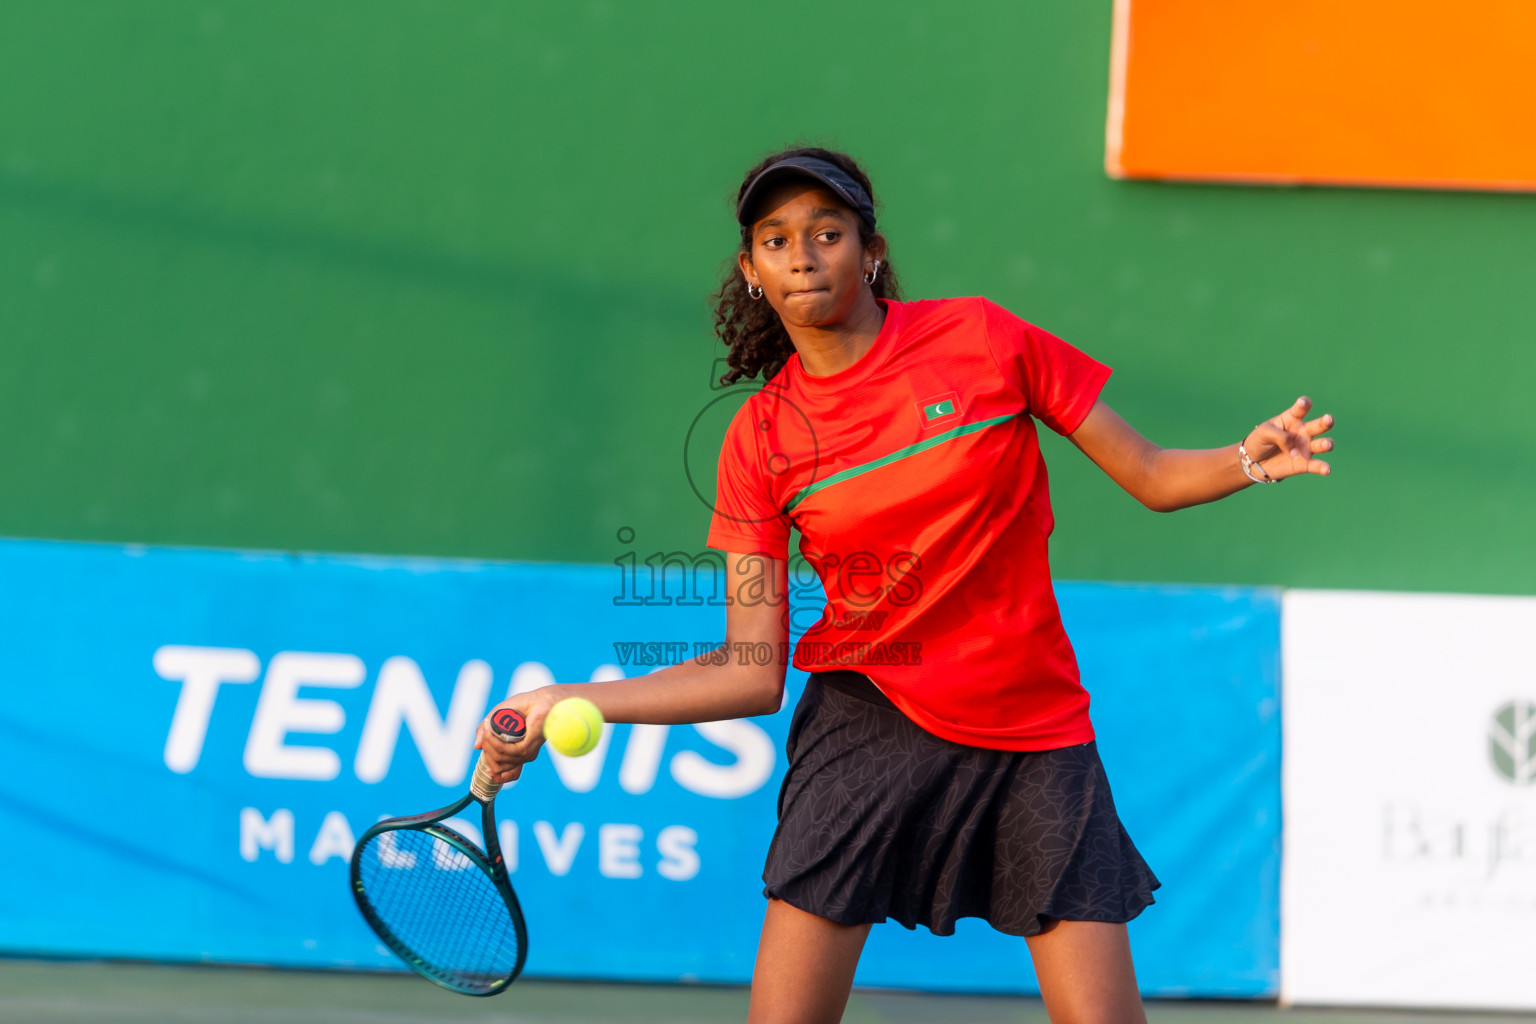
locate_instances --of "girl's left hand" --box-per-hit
[1245,396,1335,481]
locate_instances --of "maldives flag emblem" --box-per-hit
[922,398,956,421]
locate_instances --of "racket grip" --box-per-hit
[470,708,527,803]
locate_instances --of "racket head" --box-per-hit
[350,799,528,996]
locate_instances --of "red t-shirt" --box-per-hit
[706,297,1111,751]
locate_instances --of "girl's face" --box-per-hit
[738,180,883,331]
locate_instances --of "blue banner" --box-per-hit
[0,538,1278,995]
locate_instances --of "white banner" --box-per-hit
[1282,590,1536,1010]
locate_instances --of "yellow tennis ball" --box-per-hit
[543,696,604,756]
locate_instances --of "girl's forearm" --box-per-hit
[1070,397,1329,513]
[549,646,783,724]
[1138,444,1252,512]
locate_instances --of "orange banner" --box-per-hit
[1107,0,1536,191]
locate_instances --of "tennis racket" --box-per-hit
[350,706,529,996]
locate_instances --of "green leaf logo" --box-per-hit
[1488,701,1536,785]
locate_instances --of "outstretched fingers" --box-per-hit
[1276,395,1312,427]
[1259,452,1331,481]
[1262,396,1320,438]
[1247,398,1335,481]
[1303,412,1335,437]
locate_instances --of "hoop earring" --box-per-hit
[863,259,882,286]
[747,283,764,300]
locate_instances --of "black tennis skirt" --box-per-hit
[762,670,1160,937]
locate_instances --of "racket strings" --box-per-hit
[355,827,522,994]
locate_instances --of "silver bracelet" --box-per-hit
[1239,442,1277,485]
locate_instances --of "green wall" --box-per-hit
[3,2,1532,594]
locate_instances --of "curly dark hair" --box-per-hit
[712,146,902,387]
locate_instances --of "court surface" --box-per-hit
[3,960,1534,1024]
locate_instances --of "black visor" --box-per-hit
[736,156,877,232]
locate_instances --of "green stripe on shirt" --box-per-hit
[784,412,1019,514]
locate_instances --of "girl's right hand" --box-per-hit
[474,685,567,785]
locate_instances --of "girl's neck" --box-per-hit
[790,295,887,378]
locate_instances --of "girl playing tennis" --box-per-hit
[477,147,1334,1023]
